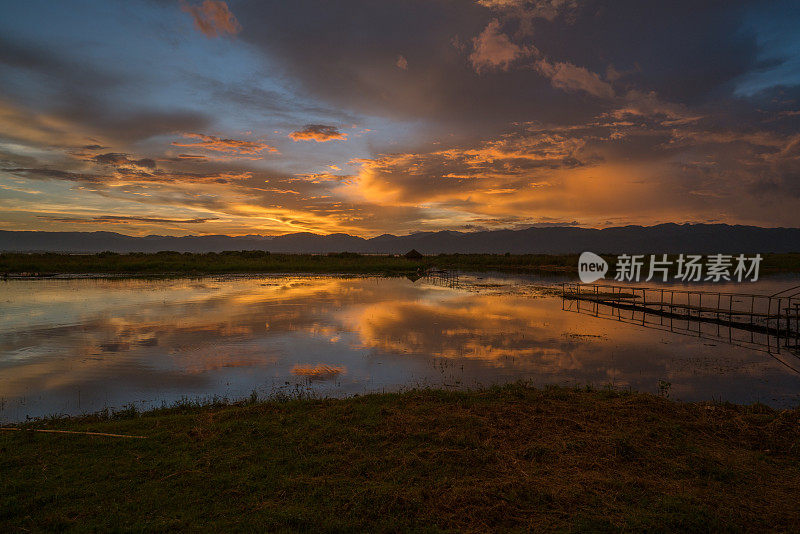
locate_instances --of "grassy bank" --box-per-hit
[0,251,578,276]
[2,384,799,532]
[1,251,799,276]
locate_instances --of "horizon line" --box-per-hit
[2,222,800,241]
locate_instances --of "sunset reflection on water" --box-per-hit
[1,274,799,421]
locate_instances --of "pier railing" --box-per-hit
[561,282,800,355]
[561,282,800,335]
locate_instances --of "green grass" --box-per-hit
[3,251,799,277]
[2,384,799,532]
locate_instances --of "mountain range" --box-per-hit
[1,224,799,254]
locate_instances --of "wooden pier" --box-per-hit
[561,282,800,358]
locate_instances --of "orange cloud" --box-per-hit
[611,90,701,123]
[340,111,800,231]
[469,19,534,73]
[346,128,589,209]
[6,165,253,185]
[39,215,219,224]
[535,59,615,99]
[172,133,277,157]
[181,0,241,38]
[289,125,347,142]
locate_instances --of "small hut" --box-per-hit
[404,249,423,260]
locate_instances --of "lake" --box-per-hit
[2,273,800,422]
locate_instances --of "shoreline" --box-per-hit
[4,381,799,427]
[2,383,799,531]
[2,252,800,279]
[0,270,573,281]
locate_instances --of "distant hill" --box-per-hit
[1,224,799,254]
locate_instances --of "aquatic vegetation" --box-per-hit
[2,251,799,277]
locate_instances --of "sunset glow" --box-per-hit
[1,1,799,236]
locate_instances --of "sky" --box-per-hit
[0,0,799,237]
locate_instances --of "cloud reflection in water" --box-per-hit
[1,275,798,421]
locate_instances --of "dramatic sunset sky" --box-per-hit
[1,0,799,236]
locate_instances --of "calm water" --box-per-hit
[2,274,800,422]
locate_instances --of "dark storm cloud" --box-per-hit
[4,168,102,183]
[67,109,211,145]
[232,0,783,137]
[234,0,584,135]
[0,35,120,91]
[91,153,157,168]
[0,35,211,146]
[523,0,760,104]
